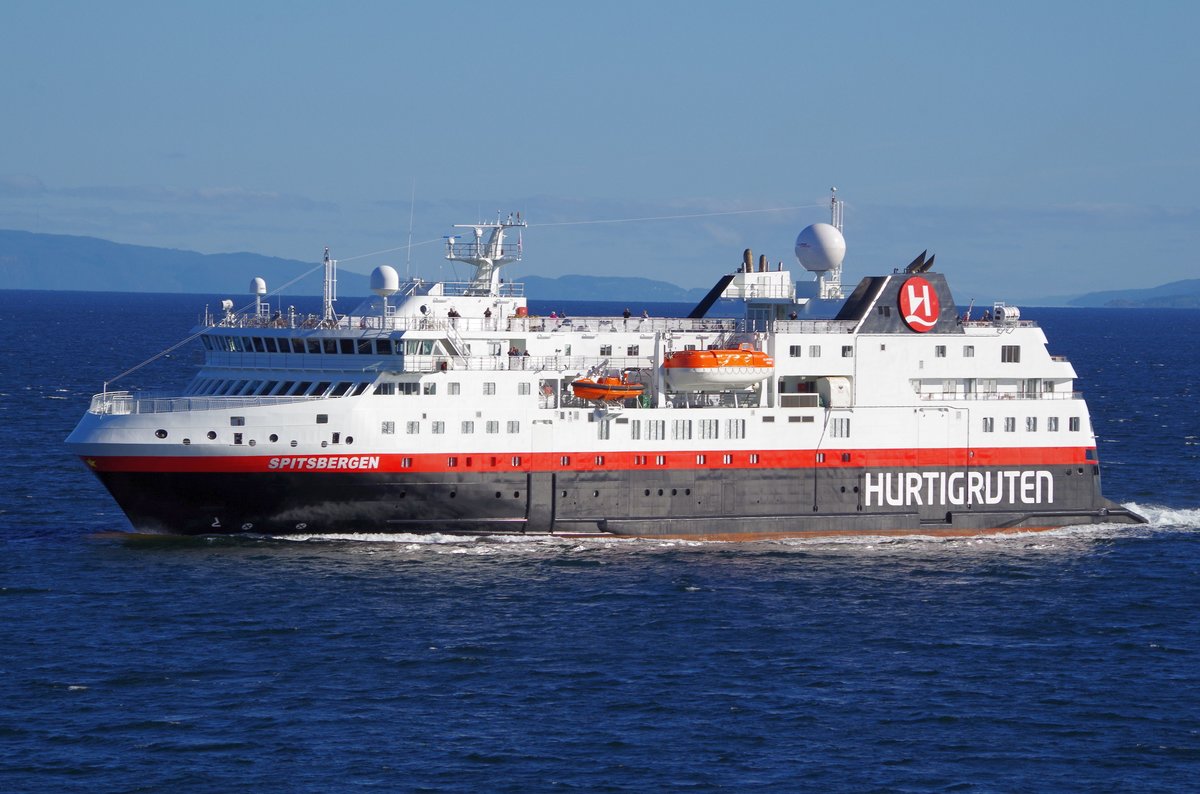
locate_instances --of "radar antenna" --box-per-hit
[445,212,527,296]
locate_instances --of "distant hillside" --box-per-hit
[1068,278,1200,308]
[0,229,367,295]
[519,274,709,302]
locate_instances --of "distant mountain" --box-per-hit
[0,229,367,295]
[1068,278,1200,308]
[518,274,710,302]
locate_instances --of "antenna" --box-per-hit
[830,186,843,232]
[322,246,338,323]
[405,179,416,280]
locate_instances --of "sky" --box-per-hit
[2,0,1198,303]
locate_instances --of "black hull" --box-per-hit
[92,464,1144,539]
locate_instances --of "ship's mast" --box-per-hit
[322,246,338,323]
[446,212,527,296]
[821,187,845,300]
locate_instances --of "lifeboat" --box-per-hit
[571,376,645,402]
[662,343,774,391]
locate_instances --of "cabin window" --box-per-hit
[1004,417,1016,432]
[511,456,522,467]
[808,345,821,358]
[448,382,461,395]
[507,421,520,433]
[789,345,803,357]
[331,432,340,444]
[830,417,850,438]
[339,339,354,355]
[699,419,719,439]
[381,421,395,434]
[1001,345,1021,363]
[1069,417,1081,432]
[316,414,328,424]
[518,382,531,395]
[401,457,412,468]
[561,456,571,466]
[483,382,496,395]
[726,419,746,439]
[600,345,612,356]
[935,345,947,358]
[750,454,760,464]
[234,433,243,445]
[722,454,733,465]
[672,420,692,440]
[375,339,393,355]
[357,339,372,354]
[406,421,420,434]
[842,346,853,358]
[963,345,975,357]
[230,416,246,426]
[982,417,995,433]
[647,420,665,440]
[630,420,641,440]
[447,457,457,468]
[627,345,640,356]
[594,455,605,466]
[1026,417,1038,432]
[423,383,436,395]
[1048,417,1059,432]
[432,421,445,434]
[816,453,825,463]
[656,455,666,466]
[462,421,475,434]
[598,422,611,440]
[486,420,499,434]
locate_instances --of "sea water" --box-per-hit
[1,291,1197,792]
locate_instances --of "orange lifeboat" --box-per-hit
[662,343,774,391]
[571,376,645,402]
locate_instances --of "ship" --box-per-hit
[66,192,1145,538]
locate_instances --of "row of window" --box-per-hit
[388,420,522,435]
[189,378,539,399]
[629,418,748,441]
[788,345,854,358]
[981,416,1082,433]
[203,334,399,356]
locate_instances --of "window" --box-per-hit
[406,421,420,434]
[447,382,461,395]
[627,345,640,356]
[264,338,278,353]
[722,454,733,465]
[1026,417,1037,432]
[594,455,605,466]
[655,455,665,466]
[982,417,995,433]
[1001,345,1021,363]
[401,457,412,468]
[462,421,475,434]
[316,414,329,424]
[518,382,531,395]
[672,420,692,440]
[381,421,395,434]
[357,339,372,354]
[831,417,850,438]
[749,453,760,464]
[647,420,665,440]
[842,345,853,358]
[483,382,496,395]
[935,345,947,358]
[600,345,612,356]
[1048,417,1059,432]
[486,420,499,434]
[230,416,245,426]
[696,454,706,465]
[432,421,445,434]
[699,419,719,439]
[809,345,821,358]
[423,382,436,395]
[598,422,610,440]
[339,339,354,355]
[561,456,571,466]
[1004,417,1016,432]
[507,421,520,433]
[789,345,803,357]
[1069,417,1081,432]
[375,339,393,355]
[963,345,975,358]
[375,382,395,396]
[447,457,458,468]
[726,419,746,439]
[816,453,825,463]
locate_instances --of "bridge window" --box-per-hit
[339,339,354,355]
[375,339,393,355]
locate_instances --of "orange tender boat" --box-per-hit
[662,343,774,390]
[571,376,645,402]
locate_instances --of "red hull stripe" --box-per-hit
[82,446,1095,474]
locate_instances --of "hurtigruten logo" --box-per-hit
[864,470,1054,507]
[899,276,939,332]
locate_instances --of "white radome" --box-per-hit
[371,265,400,297]
[250,277,267,296]
[794,223,846,273]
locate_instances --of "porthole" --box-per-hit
[182,438,191,445]
[295,523,308,530]
[290,440,298,447]
[685,488,691,496]
[593,490,600,497]
[154,429,167,439]
[496,492,503,499]
[449,491,456,498]
[513,491,521,499]
[346,436,354,445]
[207,431,217,440]
[657,489,664,496]
[269,434,279,443]
[321,441,328,448]
[644,489,651,496]
[248,439,256,447]
[671,489,677,496]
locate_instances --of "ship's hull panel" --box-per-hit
[89,463,1140,538]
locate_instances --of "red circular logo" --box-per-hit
[899,276,939,332]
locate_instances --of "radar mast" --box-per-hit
[445,212,527,296]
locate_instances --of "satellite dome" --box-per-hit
[794,223,846,273]
[250,276,267,295]
[371,265,400,297]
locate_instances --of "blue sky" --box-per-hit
[2,0,1197,302]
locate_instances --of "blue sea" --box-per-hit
[1,290,1198,792]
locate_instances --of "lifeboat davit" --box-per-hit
[571,376,645,402]
[662,344,774,391]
